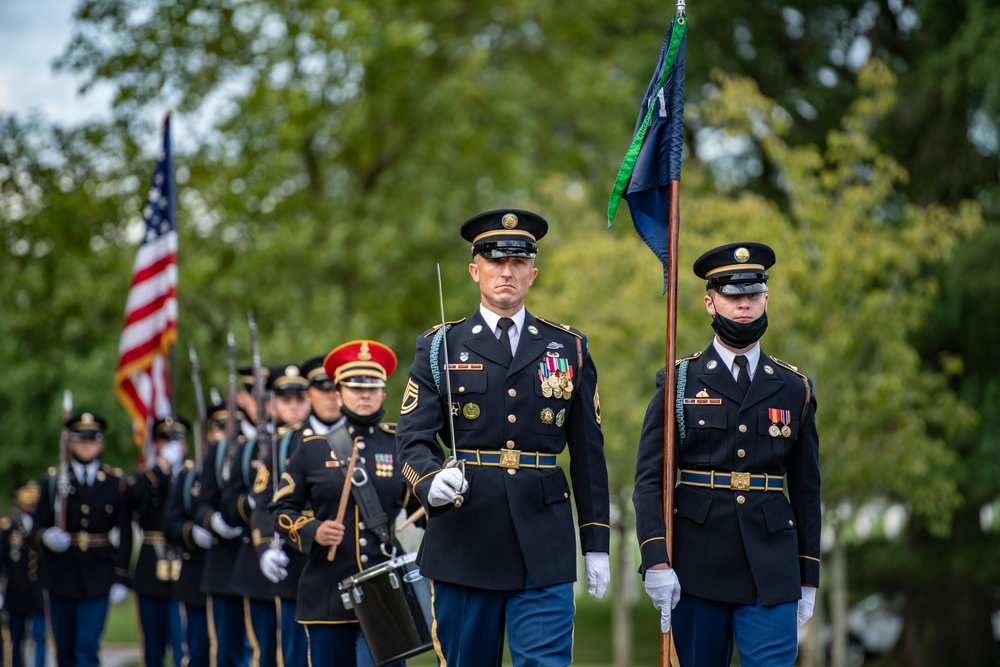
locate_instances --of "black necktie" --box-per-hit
[734,355,751,395]
[497,318,515,359]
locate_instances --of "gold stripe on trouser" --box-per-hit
[428,580,447,667]
[274,597,284,667]
[206,596,218,667]
[244,597,261,667]
[179,602,191,667]
[304,625,313,667]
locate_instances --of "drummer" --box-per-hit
[271,340,423,667]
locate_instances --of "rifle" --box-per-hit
[188,343,207,469]
[55,390,73,530]
[247,310,270,470]
[267,389,283,553]
[222,330,238,482]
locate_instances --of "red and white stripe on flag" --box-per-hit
[114,114,178,461]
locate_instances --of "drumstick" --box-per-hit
[396,507,426,533]
[327,445,358,561]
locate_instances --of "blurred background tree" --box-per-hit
[1,1,998,664]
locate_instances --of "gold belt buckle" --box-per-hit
[730,472,751,491]
[78,532,89,552]
[499,450,521,469]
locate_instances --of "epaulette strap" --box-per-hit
[676,359,689,442]
[422,318,466,339]
[302,434,327,444]
[536,317,583,339]
[430,325,452,392]
[380,423,397,434]
[675,351,702,367]
[770,355,812,420]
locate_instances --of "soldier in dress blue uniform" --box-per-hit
[394,209,612,667]
[223,364,311,667]
[126,415,190,667]
[1,483,47,667]
[31,412,133,667]
[632,242,821,667]
[163,418,216,667]
[249,355,344,667]
[193,402,251,667]
[272,341,422,667]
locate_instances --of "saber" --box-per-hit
[188,343,206,468]
[437,264,465,507]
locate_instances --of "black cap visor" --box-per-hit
[474,238,538,259]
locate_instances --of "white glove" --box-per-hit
[160,440,185,471]
[109,583,129,605]
[260,547,290,583]
[427,467,468,507]
[798,586,817,627]
[644,567,682,633]
[585,552,610,599]
[43,527,71,553]
[191,525,214,550]
[248,495,257,510]
[210,512,243,539]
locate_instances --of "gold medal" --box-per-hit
[548,375,561,389]
[564,380,574,394]
[558,376,568,389]
[553,388,563,400]
[542,384,553,398]
[463,403,481,420]
[781,424,792,438]
[769,424,781,437]
[540,408,555,425]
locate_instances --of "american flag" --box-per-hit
[114,113,178,461]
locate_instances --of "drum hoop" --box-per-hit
[339,552,417,588]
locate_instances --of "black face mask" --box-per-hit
[340,405,385,427]
[711,309,768,349]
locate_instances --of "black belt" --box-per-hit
[678,469,784,492]
[456,449,557,470]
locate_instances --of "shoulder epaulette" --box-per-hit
[422,318,467,338]
[675,351,702,366]
[302,433,327,445]
[103,464,124,477]
[380,422,397,434]
[536,317,583,339]
[769,355,808,382]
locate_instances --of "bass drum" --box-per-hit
[339,552,433,665]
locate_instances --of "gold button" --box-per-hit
[458,386,465,393]
[360,554,369,563]
[789,520,794,526]
[508,388,517,397]
[359,537,368,547]
[81,505,90,514]
[563,492,569,499]
[736,495,746,504]
[105,505,114,513]
[672,508,678,514]
[737,449,746,458]
[507,414,516,423]
[81,518,89,527]
[506,440,515,449]
[698,420,705,426]
[507,468,516,476]
[739,425,747,433]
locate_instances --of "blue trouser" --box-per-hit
[181,604,211,667]
[302,624,403,667]
[672,592,798,667]
[245,598,278,667]
[48,595,110,667]
[429,578,575,667]
[8,610,47,667]
[208,594,250,667]
[278,599,307,667]
[138,594,186,667]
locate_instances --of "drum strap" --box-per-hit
[325,423,393,546]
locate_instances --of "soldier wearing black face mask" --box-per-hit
[632,242,821,667]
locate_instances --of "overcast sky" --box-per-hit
[0,0,112,125]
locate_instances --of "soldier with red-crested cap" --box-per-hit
[633,242,821,667]
[272,341,422,667]
[395,209,612,666]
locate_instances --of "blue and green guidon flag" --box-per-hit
[607,13,687,291]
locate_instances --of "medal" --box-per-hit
[769,424,781,437]
[462,403,481,420]
[540,408,555,425]
[781,424,792,438]
[555,409,566,428]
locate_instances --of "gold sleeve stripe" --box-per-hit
[640,536,665,549]
[799,555,821,563]
[400,378,419,415]
[272,472,296,502]
[253,465,269,494]
[414,470,441,487]
[593,384,602,426]
[579,522,610,529]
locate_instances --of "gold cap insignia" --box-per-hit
[358,341,372,361]
[733,247,750,263]
[502,213,518,229]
